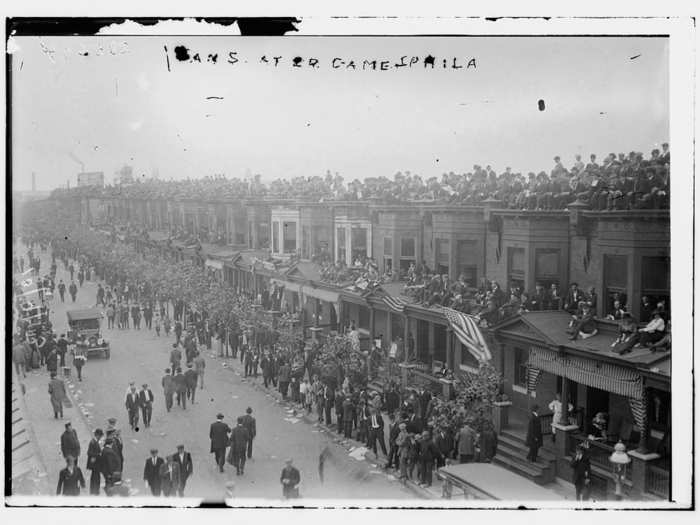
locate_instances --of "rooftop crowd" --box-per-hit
[51,144,669,210]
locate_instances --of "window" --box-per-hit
[535,248,560,289]
[272,221,279,253]
[283,221,297,253]
[457,240,478,286]
[351,226,368,262]
[514,347,528,388]
[259,222,270,247]
[302,226,311,258]
[337,227,346,263]
[435,238,450,275]
[641,256,670,315]
[508,247,525,291]
[384,237,393,256]
[400,237,416,272]
[604,254,628,314]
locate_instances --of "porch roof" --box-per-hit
[493,311,670,372]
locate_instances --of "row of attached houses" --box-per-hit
[79,194,670,500]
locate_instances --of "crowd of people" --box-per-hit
[50,144,669,210]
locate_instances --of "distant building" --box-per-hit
[116,165,135,185]
[77,171,105,188]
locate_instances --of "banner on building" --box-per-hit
[442,307,492,362]
[382,295,408,313]
[528,346,643,399]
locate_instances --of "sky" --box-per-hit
[11,36,669,191]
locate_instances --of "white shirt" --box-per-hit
[641,317,665,333]
[371,415,380,429]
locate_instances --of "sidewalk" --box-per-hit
[9,370,50,496]
[212,352,442,500]
[18,364,97,496]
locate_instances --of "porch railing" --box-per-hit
[645,465,670,499]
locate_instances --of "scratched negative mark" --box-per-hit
[538,99,546,112]
[206,96,224,100]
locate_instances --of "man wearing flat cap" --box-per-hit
[280,458,300,499]
[209,413,231,473]
[172,444,193,496]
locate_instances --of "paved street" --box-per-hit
[15,246,417,501]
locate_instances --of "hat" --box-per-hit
[64,422,72,428]
[150,448,158,453]
[107,417,117,425]
[94,428,104,436]
[246,407,252,414]
[216,413,224,419]
[176,444,185,450]
[142,383,148,388]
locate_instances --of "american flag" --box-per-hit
[382,295,409,313]
[442,307,492,362]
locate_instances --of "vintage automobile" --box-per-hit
[66,308,110,359]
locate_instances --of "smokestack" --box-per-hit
[67,179,70,189]
[31,172,36,192]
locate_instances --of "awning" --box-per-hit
[300,285,339,304]
[205,259,223,270]
[528,346,643,399]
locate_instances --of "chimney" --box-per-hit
[31,172,36,192]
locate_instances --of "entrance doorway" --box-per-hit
[417,320,430,363]
[585,386,610,434]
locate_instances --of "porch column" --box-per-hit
[561,376,570,424]
[345,225,352,266]
[445,328,454,370]
[313,298,320,328]
[369,306,375,337]
[403,314,410,364]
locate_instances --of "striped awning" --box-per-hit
[382,295,409,313]
[528,347,643,399]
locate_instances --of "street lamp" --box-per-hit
[609,441,631,500]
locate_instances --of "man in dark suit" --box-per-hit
[172,445,193,496]
[570,444,591,501]
[385,414,401,470]
[143,448,165,496]
[526,404,543,462]
[241,407,257,459]
[174,368,187,409]
[209,413,231,472]
[125,383,141,430]
[138,383,154,428]
[228,417,250,476]
[342,397,355,439]
[564,283,585,314]
[367,407,387,457]
[184,363,198,404]
[100,438,122,492]
[159,454,181,497]
[162,369,175,412]
[86,428,103,495]
[530,282,548,311]
[60,422,81,461]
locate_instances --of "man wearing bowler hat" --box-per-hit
[209,413,231,473]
